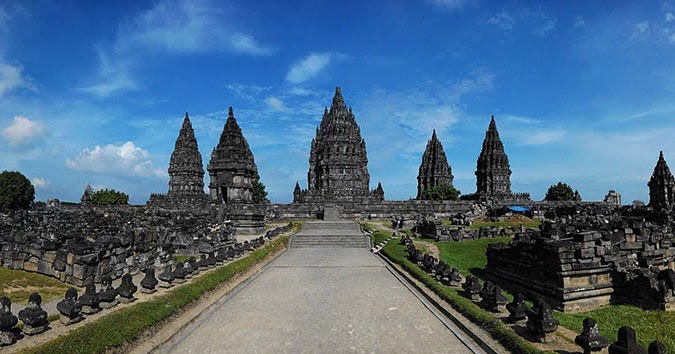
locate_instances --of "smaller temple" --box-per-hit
[648,151,675,208]
[207,107,265,233]
[417,130,453,199]
[474,116,529,202]
[148,112,209,207]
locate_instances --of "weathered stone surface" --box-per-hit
[417,130,453,199]
[18,293,48,335]
[608,326,646,354]
[293,87,384,206]
[575,317,609,354]
[118,273,137,303]
[0,296,18,346]
[526,299,559,343]
[56,288,83,325]
[473,115,529,202]
[141,268,158,293]
[648,151,675,209]
[98,276,118,309]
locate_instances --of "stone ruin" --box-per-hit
[485,203,675,312]
[0,204,235,286]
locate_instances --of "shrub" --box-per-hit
[544,182,580,201]
[91,189,129,205]
[422,183,461,201]
[252,180,268,203]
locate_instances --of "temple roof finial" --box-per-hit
[228,107,234,118]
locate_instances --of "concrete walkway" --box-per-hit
[161,245,482,353]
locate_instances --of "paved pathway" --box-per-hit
[162,231,482,353]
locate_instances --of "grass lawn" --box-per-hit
[0,267,70,304]
[555,305,674,351]
[436,237,512,276]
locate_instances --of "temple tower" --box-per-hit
[168,113,205,196]
[417,129,453,199]
[295,87,384,204]
[147,112,209,207]
[648,151,675,208]
[475,115,512,199]
[207,107,264,233]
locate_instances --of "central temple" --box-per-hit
[294,87,384,204]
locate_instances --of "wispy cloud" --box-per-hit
[80,0,273,98]
[0,62,34,96]
[226,83,271,101]
[631,21,650,39]
[573,15,585,28]
[516,130,566,146]
[32,177,48,188]
[1,115,44,147]
[666,12,674,23]
[447,67,494,100]
[487,7,557,37]
[286,52,344,84]
[66,141,166,178]
[264,96,287,111]
[428,0,472,10]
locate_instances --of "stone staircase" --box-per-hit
[291,220,369,248]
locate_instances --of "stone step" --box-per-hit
[301,221,361,231]
[292,235,368,248]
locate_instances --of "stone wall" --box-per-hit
[485,204,675,312]
[269,200,476,220]
[0,204,234,286]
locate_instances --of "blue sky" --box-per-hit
[1,0,675,205]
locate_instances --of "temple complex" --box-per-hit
[207,107,265,233]
[417,130,454,199]
[293,87,384,205]
[648,151,675,209]
[474,116,529,202]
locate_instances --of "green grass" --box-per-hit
[360,222,376,233]
[436,237,512,276]
[371,230,391,245]
[0,267,71,304]
[22,235,291,354]
[440,219,453,227]
[380,241,545,354]
[174,254,199,264]
[555,305,675,352]
[468,220,541,230]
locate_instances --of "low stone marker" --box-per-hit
[608,326,646,354]
[18,293,49,335]
[574,317,609,354]
[141,268,159,294]
[0,296,19,346]
[56,288,84,325]
[118,274,138,303]
[79,283,101,314]
[98,276,119,309]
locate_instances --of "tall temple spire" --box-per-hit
[167,112,205,195]
[475,115,512,199]
[208,107,260,204]
[648,151,675,208]
[417,129,453,199]
[295,86,383,204]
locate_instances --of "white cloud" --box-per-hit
[230,33,272,56]
[503,115,541,125]
[32,177,48,188]
[1,116,44,146]
[78,49,138,98]
[286,52,335,84]
[631,21,650,38]
[428,0,471,10]
[226,83,271,101]
[0,63,34,96]
[66,141,166,178]
[487,12,515,31]
[265,96,287,111]
[573,15,585,28]
[666,12,674,22]
[531,9,557,37]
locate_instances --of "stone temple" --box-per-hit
[474,115,529,202]
[293,87,384,205]
[207,107,265,233]
[417,129,454,199]
[148,113,209,207]
[648,151,675,208]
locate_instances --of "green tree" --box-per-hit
[251,180,268,203]
[90,189,129,205]
[544,182,579,201]
[0,171,35,212]
[422,183,461,201]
